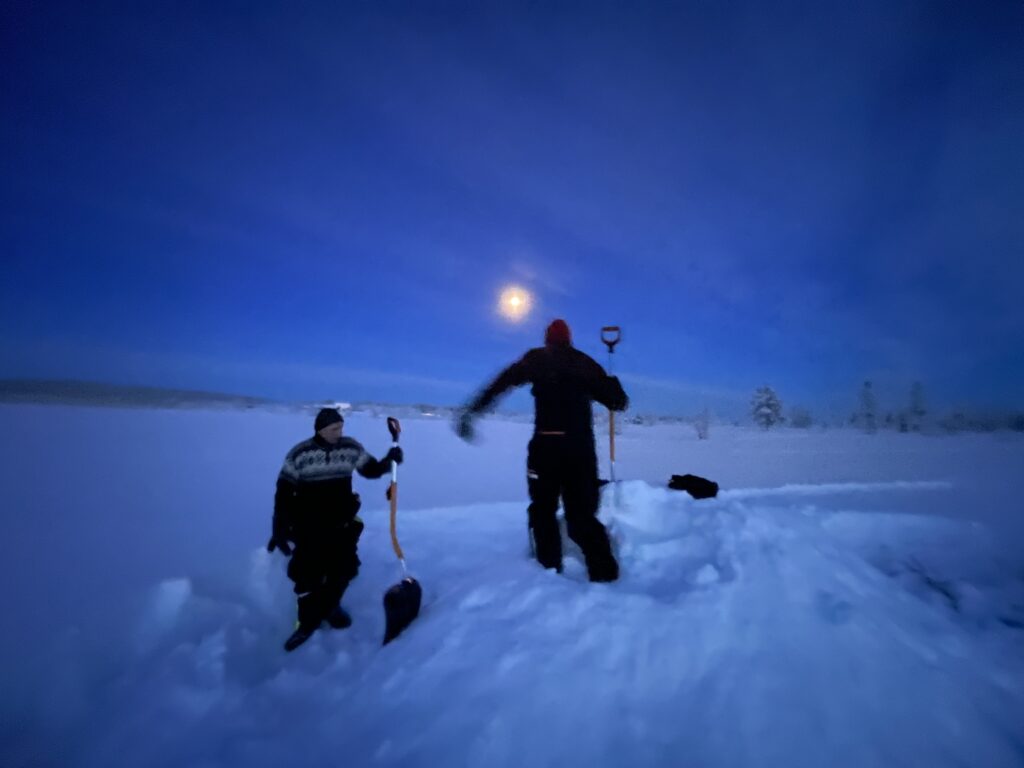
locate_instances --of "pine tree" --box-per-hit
[694,407,710,440]
[751,386,783,429]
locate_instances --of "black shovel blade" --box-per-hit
[383,577,422,645]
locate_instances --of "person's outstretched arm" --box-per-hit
[456,353,534,440]
[468,354,533,414]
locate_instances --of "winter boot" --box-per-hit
[587,555,619,583]
[284,623,317,652]
[326,605,352,629]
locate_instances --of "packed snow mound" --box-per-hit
[7,481,1023,768]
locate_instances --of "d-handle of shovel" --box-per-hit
[386,417,406,568]
[601,326,621,353]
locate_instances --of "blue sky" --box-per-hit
[3,1,1022,418]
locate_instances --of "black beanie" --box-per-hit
[314,408,343,432]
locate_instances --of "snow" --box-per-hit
[1,404,1023,767]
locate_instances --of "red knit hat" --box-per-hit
[544,319,572,346]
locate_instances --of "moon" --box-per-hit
[498,285,532,322]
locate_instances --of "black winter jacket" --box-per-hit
[466,344,628,442]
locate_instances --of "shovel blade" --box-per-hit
[383,577,422,645]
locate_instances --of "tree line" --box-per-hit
[747,382,1024,433]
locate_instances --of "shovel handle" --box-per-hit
[390,483,404,563]
[609,411,616,463]
[601,330,620,481]
[601,326,621,352]
[386,417,406,565]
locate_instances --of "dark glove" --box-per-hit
[454,411,476,442]
[385,446,404,465]
[266,535,293,556]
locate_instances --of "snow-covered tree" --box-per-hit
[694,407,710,440]
[751,386,783,429]
[858,381,877,433]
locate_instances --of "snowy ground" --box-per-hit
[1,404,1023,767]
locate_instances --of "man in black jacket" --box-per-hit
[268,407,403,651]
[456,319,628,582]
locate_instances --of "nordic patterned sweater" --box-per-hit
[273,435,391,542]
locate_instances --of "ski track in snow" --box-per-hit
[1,406,1023,768]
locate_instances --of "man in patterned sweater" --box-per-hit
[267,407,403,652]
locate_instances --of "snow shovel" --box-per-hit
[601,326,622,505]
[382,416,422,645]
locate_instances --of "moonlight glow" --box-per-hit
[498,285,532,321]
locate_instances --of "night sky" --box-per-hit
[3,1,1022,417]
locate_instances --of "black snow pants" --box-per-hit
[288,504,363,628]
[526,435,619,582]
